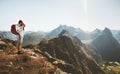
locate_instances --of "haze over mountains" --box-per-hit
[0,25,120,73]
[46,25,120,42]
[23,31,46,46]
[1,25,120,42]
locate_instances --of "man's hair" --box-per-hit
[18,20,25,30]
[18,20,25,26]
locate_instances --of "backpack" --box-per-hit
[11,24,19,35]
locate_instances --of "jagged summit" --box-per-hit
[58,29,72,37]
[102,27,113,36]
[93,28,102,33]
[58,24,69,29]
[59,29,69,35]
[91,29,102,39]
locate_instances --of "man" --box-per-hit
[16,20,25,54]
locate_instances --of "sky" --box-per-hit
[0,0,120,32]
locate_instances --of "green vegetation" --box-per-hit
[102,62,120,74]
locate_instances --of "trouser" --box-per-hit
[17,34,23,51]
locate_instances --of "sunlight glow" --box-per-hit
[84,0,87,16]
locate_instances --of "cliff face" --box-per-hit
[38,35,105,74]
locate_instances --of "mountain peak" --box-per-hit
[93,29,101,33]
[46,24,86,40]
[104,27,110,32]
[58,29,72,37]
[102,27,113,36]
[59,24,67,28]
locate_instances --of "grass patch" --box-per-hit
[106,65,120,73]
[103,62,120,74]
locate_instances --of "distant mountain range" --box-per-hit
[46,25,120,42]
[46,25,86,40]
[23,31,46,46]
[0,31,47,46]
[1,25,120,43]
[0,31,17,40]
[45,25,120,62]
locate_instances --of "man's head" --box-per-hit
[18,20,24,26]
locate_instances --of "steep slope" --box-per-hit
[82,40,103,64]
[38,35,105,74]
[92,28,120,62]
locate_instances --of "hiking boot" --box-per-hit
[18,51,22,54]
